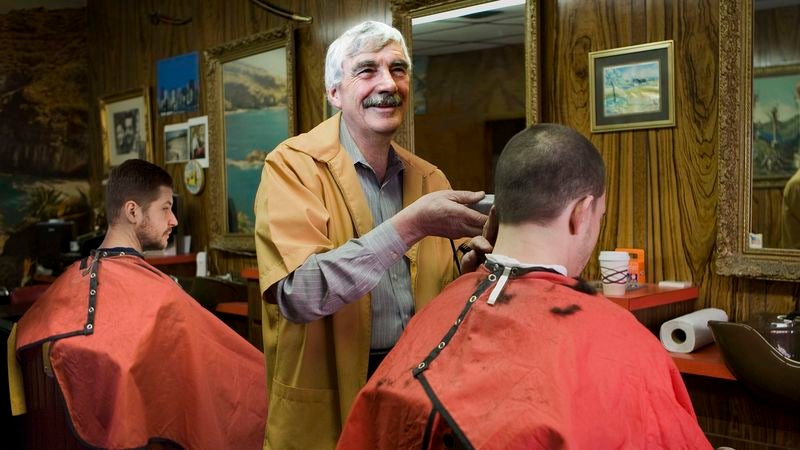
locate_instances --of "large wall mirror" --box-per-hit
[390,0,538,192]
[717,0,800,280]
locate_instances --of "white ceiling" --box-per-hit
[412,3,526,57]
[411,0,799,56]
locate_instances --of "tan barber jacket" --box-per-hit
[254,113,459,449]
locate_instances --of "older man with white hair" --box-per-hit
[254,21,490,449]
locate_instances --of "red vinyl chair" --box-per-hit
[10,284,51,309]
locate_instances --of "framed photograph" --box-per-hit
[164,123,189,164]
[205,26,295,251]
[589,40,675,133]
[188,115,209,168]
[99,87,153,174]
[752,63,800,180]
[157,51,200,116]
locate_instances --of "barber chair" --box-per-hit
[188,276,247,311]
[10,284,51,310]
[709,314,800,406]
[189,276,249,339]
[170,275,195,294]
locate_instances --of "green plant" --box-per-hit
[23,185,65,220]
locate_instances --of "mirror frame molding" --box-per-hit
[389,0,539,151]
[716,0,800,281]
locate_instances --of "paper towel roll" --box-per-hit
[659,308,729,353]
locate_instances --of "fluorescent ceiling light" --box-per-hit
[412,0,525,25]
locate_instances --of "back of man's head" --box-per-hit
[494,123,605,225]
[324,21,410,92]
[106,159,173,225]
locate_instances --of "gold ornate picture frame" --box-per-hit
[589,40,675,133]
[205,26,296,252]
[716,0,800,280]
[99,87,153,175]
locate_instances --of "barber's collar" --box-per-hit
[485,254,567,276]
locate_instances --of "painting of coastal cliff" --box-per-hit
[0,5,91,260]
[222,47,288,233]
[0,6,88,178]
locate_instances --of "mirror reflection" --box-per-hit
[750,0,800,249]
[410,0,526,192]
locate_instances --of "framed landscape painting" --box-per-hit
[752,64,800,180]
[205,26,295,252]
[589,40,675,133]
[164,122,189,164]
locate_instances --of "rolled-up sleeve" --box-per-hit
[275,221,409,323]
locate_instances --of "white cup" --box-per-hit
[599,251,629,296]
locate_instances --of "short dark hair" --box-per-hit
[494,123,605,225]
[105,159,173,224]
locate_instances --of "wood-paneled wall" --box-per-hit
[748,6,800,251]
[540,0,800,321]
[84,0,800,327]
[84,0,800,324]
[414,44,526,192]
[87,0,393,273]
[85,0,800,447]
[751,182,785,248]
[753,4,800,69]
[542,2,800,444]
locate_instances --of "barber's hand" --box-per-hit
[392,190,488,246]
[460,206,498,273]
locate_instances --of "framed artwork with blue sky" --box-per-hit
[157,51,200,116]
[589,41,675,133]
[205,26,295,252]
[752,64,800,180]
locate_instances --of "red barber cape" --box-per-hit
[15,251,267,450]
[338,266,711,450]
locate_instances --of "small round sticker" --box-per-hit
[183,159,204,195]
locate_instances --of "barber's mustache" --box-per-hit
[362,93,403,108]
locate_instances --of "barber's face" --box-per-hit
[136,186,178,251]
[329,42,409,141]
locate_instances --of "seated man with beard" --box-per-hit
[9,159,267,449]
[337,124,711,450]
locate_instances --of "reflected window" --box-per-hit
[410,1,526,192]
